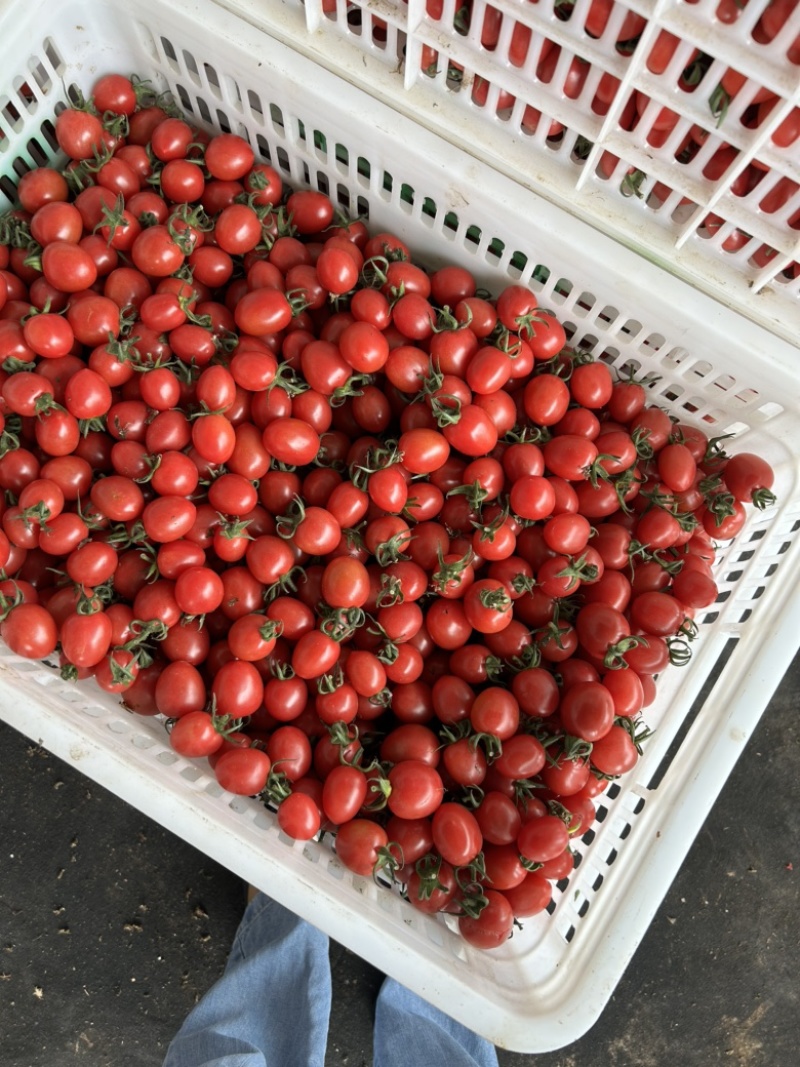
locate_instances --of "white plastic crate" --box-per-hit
[224,0,800,348]
[0,0,800,1053]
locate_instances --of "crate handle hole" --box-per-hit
[42,37,65,75]
[159,36,180,74]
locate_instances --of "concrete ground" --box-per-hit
[1,650,798,1067]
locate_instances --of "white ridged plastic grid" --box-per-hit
[228,0,800,346]
[0,0,799,1051]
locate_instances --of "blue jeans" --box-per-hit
[162,892,499,1067]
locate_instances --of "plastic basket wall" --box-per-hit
[0,0,799,1053]
[229,0,800,347]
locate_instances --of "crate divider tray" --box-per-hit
[220,0,800,346]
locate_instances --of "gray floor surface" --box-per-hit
[2,650,798,1067]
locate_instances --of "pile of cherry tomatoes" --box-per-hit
[0,72,777,949]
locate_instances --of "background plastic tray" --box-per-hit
[1,0,799,1052]
[219,0,800,347]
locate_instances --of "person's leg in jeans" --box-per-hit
[162,892,331,1067]
[163,891,498,1067]
[374,976,500,1067]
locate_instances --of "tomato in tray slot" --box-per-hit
[757,100,800,148]
[754,0,800,64]
[555,0,647,44]
[0,71,778,950]
[646,30,694,76]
